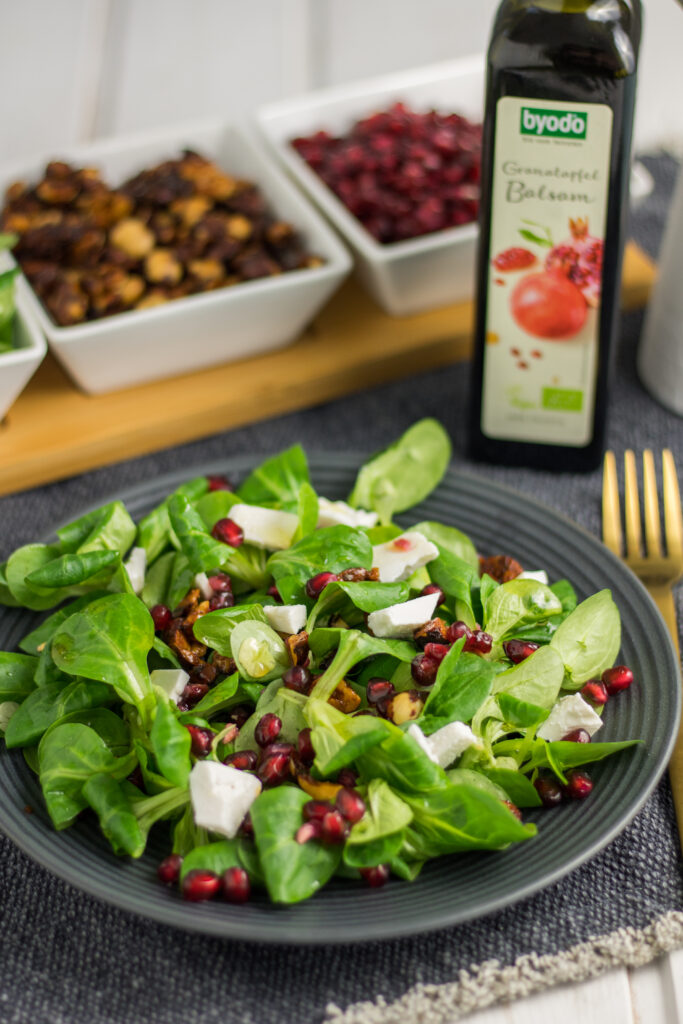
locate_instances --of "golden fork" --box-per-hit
[603,449,683,845]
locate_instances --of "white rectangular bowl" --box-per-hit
[257,57,484,317]
[0,122,352,394]
[0,290,47,420]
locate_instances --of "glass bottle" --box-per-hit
[468,0,642,472]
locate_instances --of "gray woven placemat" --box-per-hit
[0,153,681,1024]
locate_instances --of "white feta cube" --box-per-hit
[189,760,262,839]
[371,531,439,583]
[150,668,189,704]
[428,721,480,768]
[537,693,603,742]
[264,603,307,635]
[193,571,214,600]
[407,723,439,763]
[518,569,549,585]
[367,591,440,639]
[228,504,298,551]
[316,498,379,530]
[123,546,146,595]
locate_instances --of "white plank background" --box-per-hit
[1,0,683,163]
[0,2,681,1020]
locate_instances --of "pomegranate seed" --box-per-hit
[228,705,251,729]
[186,725,213,758]
[563,769,593,800]
[296,727,315,763]
[421,583,445,604]
[424,642,450,664]
[211,517,244,547]
[503,639,539,663]
[221,866,250,903]
[303,800,334,821]
[366,678,395,705]
[257,751,291,787]
[534,775,563,808]
[150,604,172,632]
[502,800,522,820]
[208,573,232,593]
[581,679,608,706]
[267,584,282,603]
[209,591,235,610]
[601,665,634,695]
[254,713,282,748]
[392,537,412,551]
[360,864,390,887]
[562,728,590,743]
[466,630,493,655]
[283,665,311,694]
[305,571,339,599]
[296,820,322,844]
[337,767,358,788]
[207,474,233,492]
[157,853,183,885]
[240,813,254,838]
[181,682,209,707]
[411,653,439,687]
[335,788,366,824]
[492,246,536,272]
[446,621,472,644]
[321,810,349,845]
[223,750,258,771]
[260,741,294,761]
[182,869,220,901]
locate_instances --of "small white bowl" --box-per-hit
[257,57,484,317]
[0,122,351,394]
[0,288,47,420]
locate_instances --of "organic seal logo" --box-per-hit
[520,107,588,140]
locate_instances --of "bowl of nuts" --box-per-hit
[257,57,483,317]
[0,121,351,394]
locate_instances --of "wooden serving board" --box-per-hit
[0,241,656,497]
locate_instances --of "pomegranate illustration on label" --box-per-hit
[545,218,603,307]
[510,272,587,339]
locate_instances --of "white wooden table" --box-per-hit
[462,949,683,1023]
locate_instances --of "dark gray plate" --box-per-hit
[0,454,679,944]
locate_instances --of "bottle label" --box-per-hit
[481,96,613,447]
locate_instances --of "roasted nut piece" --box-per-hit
[212,654,236,675]
[144,247,183,285]
[36,177,79,205]
[77,190,133,228]
[109,217,155,259]
[266,221,297,248]
[385,690,425,725]
[286,631,310,667]
[479,555,523,583]
[171,195,212,228]
[338,567,380,583]
[45,160,73,179]
[183,599,211,631]
[190,661,218,686]
[328,679,362,714]
[236,253,281,280]
[187,258,225,288]
[226,214,253,241]
[165,622,207,667]
[5,181,29,203]
[174,588,202,615]
[71,228,106,266]
[297,774,342,802]
[414,617,449,649]
[45,279,89,326]
[149,210,177,245]
[116,273,145,307]
[135,289,169,310]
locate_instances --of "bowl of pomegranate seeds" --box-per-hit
[0,121,351,394]
[257,57,483,316]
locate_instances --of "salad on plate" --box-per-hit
[0,419,638,906]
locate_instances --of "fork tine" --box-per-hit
[642,449,663,558]
[602,451,623,556]
[624,450,643,559]
[662,449,683,563]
